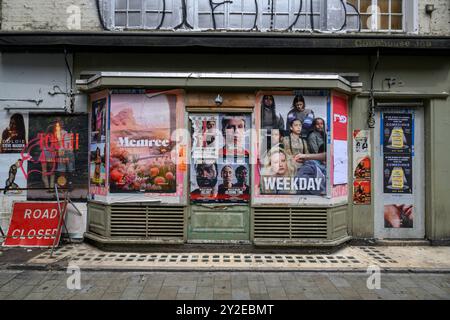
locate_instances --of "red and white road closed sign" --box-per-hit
[3,202,63,247]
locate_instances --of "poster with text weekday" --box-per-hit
[3,202,62,247]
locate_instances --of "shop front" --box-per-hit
[78,72,359,247]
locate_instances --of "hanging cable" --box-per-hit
[64,48,75,113]
[309,0,315,31]
[270,0,275,30]
[368,49,380,128]
[286,0,303,31]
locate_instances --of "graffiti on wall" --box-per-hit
[108,0,361,32]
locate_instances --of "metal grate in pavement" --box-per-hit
[360,246,398,264]
[32,250,363,266]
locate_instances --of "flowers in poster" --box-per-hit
[109,94,177,193]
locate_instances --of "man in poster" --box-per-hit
[191,161,219,202]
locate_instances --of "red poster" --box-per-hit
[333,95,348,140]
[3,202,63,247]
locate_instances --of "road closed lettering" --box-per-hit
[4,202,62,247]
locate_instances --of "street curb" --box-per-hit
[5,263,450,274]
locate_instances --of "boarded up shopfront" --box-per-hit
[77,72,358,247]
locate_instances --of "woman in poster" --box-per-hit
[0,113,26,153]
[93,147,102,185]
[286,95,315,138]
[261,95,285,145]
[260,147,296,194]
[282,119,309,169]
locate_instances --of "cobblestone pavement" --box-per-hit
[0,270,449,300]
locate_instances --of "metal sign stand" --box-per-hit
[50,184,82,258]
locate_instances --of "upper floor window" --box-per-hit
[103,0,416,33]
[347,0,404,31]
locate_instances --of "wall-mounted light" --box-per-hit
[425,4,436,15]
[214,94,223,106]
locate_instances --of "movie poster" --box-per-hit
[90,96,108,196]
[0,112,28,154]
[353,180,371,205]
[25,114,89,201]
[189,114,250,203]
[384,204,413,228]
[353,129,371,205]
[258,92,328,196]
[109,93,177,193]
[0,155,27,194]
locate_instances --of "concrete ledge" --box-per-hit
[253,236,352,248]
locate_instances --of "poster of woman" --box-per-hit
[258,92,328,196]
[0,113,28,153]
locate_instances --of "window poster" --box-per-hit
[257,92,328,196]
[25,114,89,201]
[109,93,177,193]
[89,95,108,196]
[189,114,250,203]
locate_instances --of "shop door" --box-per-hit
[374,107,425,239]
[187,113,251,242]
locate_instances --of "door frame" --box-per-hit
[186,109,254,243]
[374,105,425,239]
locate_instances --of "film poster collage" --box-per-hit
[189,93,329,203]
[0,112,88,201]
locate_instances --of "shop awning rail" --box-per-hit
[76,72,363,94]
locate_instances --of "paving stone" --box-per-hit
[197,276,214,287]
[176,293,196,300]
[249,293,270,300]
[32,280,61,293]
[138,291,159,300]
[71,286,107,300]
[214,293,233,300]
[24,291,50,300]
[45,286,78,300]
[101,291,124,300]
[329,276,351,288]
[267,286,288,300]
[178,284,197,294]
[120,286,144,300]
[280,281,303,295]
[158,286,178,300]
[195,287,214,300]
[0,279,28,292]
[5,285,36,300]
[263,274,281,287]
[106,279,130,293]
[214,280,231,295]
[214,274,231,281]
[337,287,362,299]
[286,293,307,300]
[231,288,251,300]
[248,280,267,295]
